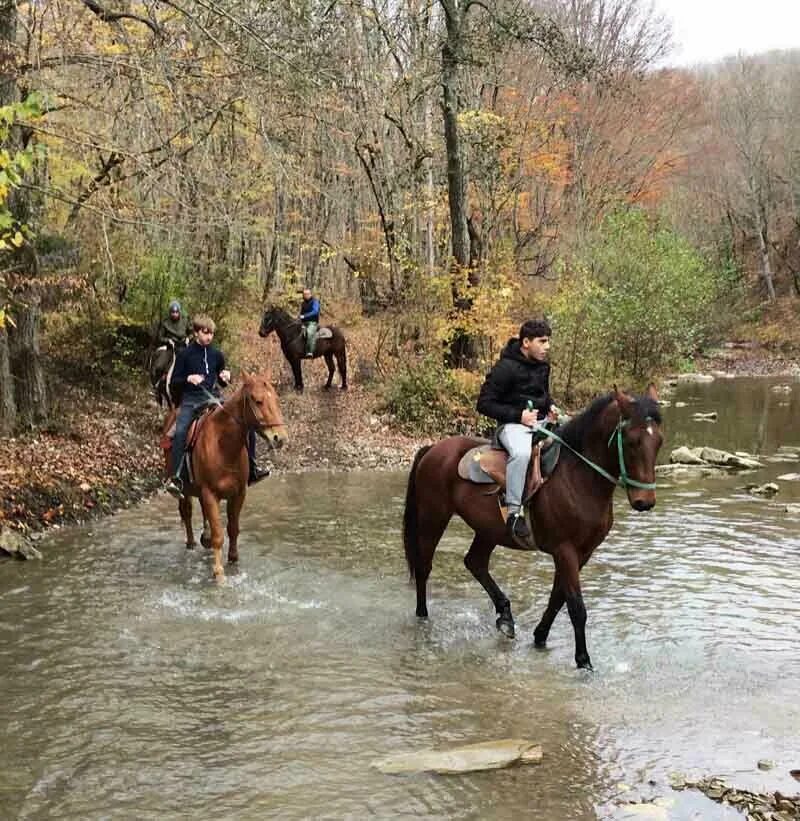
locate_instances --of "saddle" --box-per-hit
[303,325,333,340]
[457,434,561,504]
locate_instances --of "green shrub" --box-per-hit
[383,356,480,435]
[548,208,724,397]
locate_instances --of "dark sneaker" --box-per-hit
[248,466,271,486]
[165,476,184,499]
[507,512,532,543]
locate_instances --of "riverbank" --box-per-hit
[0,371,426,541]
[1,339,797,544]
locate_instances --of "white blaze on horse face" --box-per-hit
[646,425,654,436]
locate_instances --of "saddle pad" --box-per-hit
[457,444,500,484]
[317,326,333,339]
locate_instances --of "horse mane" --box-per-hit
[559,392,662,451]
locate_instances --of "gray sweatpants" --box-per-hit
[498,423,534,514]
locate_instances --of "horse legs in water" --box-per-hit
[533,570,563,648]
[336,348,347,389]
[413,510,451,618]
[226,493,244,564]
[464,535,515,638]
[179,496,196,548]
[324,352,335,389]
[202,488,226,580]
[534,546,592,669]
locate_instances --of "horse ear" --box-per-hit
[613,385,633,416]
[645,382,659,401]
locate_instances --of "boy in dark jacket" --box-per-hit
[476,318,556,543]
[164,315,269,498]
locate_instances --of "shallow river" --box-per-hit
[1,377,799,820]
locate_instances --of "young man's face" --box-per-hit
[170,308,180,320]
[521,335,550,361]
[196,327,214,347]
[302,289,312,300]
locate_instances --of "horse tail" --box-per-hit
[403,444,432,581]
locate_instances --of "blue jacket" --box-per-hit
[299,297,320,323]
[171,342,227,399]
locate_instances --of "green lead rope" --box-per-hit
[525,402,657,491]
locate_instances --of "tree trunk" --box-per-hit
[8,292,47,428]
[1,0,49,429]
[756,203,776,300]
[0,327,16,435]
[440,2,470,269]
[440,0,478,368]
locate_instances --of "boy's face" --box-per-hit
[521,335,550,362]
[196,327,214,347]
[302,289,312,300]
[170,308,180,319]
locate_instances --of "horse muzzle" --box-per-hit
[258,425,288,449]
[628,491,656,511]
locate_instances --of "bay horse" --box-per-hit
[161,371,288,579]
[258,306,348,392]
[403,386,662,669]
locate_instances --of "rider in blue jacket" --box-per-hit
[298,287,320,357]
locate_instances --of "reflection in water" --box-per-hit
[1,376,800,819]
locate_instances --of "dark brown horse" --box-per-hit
[258,306,347,392]
[403,386,662,669]
[162,371,288,579]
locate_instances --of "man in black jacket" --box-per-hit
[476,319,556,544]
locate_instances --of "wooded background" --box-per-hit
[2,0,800,432]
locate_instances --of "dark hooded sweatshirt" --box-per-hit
[476,338,552,425]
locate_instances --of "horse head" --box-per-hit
[613,383,662,511]
[258,306,292,338]
[241,370,288,450]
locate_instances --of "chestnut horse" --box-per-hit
[258,306,347,391]
[402,386,662,669]
[162,372,288,579]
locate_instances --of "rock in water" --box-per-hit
[372,739,543,775]
[0,528,42,560]
[692,412,718,421]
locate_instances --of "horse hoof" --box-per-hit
[228,553,239,564]
[496,617,515,639]
[533,638,547,649]
[576,658,594,671]
[186,541,196,550]
[340,385,348,391]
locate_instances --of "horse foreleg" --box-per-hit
[555,545,592,670]
[533,569,564,648]
[201,490,226,580]
[226,492,245,564]
[180,496,196,548]
[291,358,304,392]
[323,352,334,389]
[336,348,347,389]
[464,536,515,638]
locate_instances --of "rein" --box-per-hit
[534,418,657,491]
[196,384,265,437]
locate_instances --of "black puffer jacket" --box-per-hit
[476,338,552,425]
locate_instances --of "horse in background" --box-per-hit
[258,306,347,392]
[149,339,185,408]
[402,386,662,670]
[161,371,287,579]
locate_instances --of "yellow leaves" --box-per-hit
[11,231,24,248]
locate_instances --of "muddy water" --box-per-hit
[1,376,799,820]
